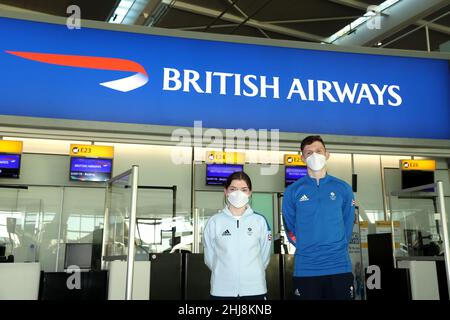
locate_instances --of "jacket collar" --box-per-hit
[305,173,330,186]
[223,205,254,218]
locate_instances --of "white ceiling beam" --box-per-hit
[331,0,450,35]
[327,0,450,45]
[263,16,361,24]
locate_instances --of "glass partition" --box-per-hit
[196,207,220,253]
[102,166,140,300]
[390,183,446,259]
[194,191,224,254]
[0,192,42,263]
[102,171,133,262]
[103,175,193,259]
[389,181,450,298]
[136,215,193,254]
[0,186,106,271]
[135,186,192,254]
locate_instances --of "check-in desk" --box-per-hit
[104,253,303,300]
[107,260,151,300]
[397,256,448,300]
[0,263,41,300]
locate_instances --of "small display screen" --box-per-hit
[64,243,93,269]
[206,164,243,185]
[0,153,21,178]
[70,157,112,182]
[401,170,434,192]
[285,166,308,186]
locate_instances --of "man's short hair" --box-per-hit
[300,135,326,152]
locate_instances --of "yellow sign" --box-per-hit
[401,160,435,171]
[205,151,245,164]
[360,221,369,228]
[375,221,392,228]
[360,221,369,249]
[284,154,306,166]
[70,144,114,158]
[0,140,23,154]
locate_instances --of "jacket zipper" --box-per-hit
[317,181,321,207]
[237,217,240,296]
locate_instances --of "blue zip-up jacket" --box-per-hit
[203,206,272,297]
[282,174,355,277]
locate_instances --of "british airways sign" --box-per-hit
[0,16,449,139]
[162,68,403,106]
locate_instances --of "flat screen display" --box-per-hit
[0,153,21,178]
[70,157,112,182]
[401,170,434,191]
[206,164,243,185]
[64,243,92,269]
[285,166,308,186]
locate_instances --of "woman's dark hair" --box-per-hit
[224,171,252,190]
[300,135,326,152]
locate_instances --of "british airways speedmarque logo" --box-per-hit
[5,51,148,92]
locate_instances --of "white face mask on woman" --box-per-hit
[306,152,327,171]
[227,190,249,208]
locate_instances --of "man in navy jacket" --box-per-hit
[282,135,356,300]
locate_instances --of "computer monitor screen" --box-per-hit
[64,243,93,269]
[0,153,21,178]
[70,157,112,182]
[285,166,308,186]
[401,170,434,191]
[206,164,243,186]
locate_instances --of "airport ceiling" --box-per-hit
[0,0,449,52]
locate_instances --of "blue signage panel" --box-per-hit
[285,166,308,186]
[70,157,112,182]
[70,157,112,173]
[0,17,449,139]
[0,154,20,169]
[0,153,21,178]
[206,164,243,185]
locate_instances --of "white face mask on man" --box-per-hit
[306,152,327,171]
[227,190,250,208]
